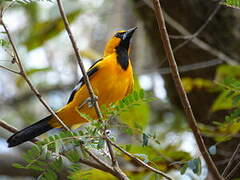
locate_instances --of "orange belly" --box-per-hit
[49,54,134,128]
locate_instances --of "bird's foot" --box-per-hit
[78,95,99,109]
[87,95,98,108]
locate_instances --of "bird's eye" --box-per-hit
[115,32,124,38]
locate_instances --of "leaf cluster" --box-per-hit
[13,89,156,179]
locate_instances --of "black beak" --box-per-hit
[122,27,137,41]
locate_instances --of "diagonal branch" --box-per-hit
[0,65,20,74]
[143,0,237,66]
[0,119,39,144]
[0,14,70,131]
[55,1,128,179]
[152,0,223,179]
[55,0,103,120]
[222,143,240,177]
[107,137,172,180]
[0,119,122,179]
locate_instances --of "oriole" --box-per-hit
[7,27,137,147]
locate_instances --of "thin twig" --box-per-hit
[0,17,70,132]
[225,160,240,180]
[169,0,223,40]
[152,0,223,180]
[143,0,237,66]
[0,120,38,143]
[84,148,114,172]
[56,0,103,120]
[0,65,20,74]
[0,119,122,178]
[222,143,240,177]
[105,135,128,180]
[55,1,129,179]
[107,138,172,180]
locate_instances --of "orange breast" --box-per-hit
[50,53,134,128]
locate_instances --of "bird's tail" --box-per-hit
[7,115,53,147]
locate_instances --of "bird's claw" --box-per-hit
[78,95,99,109]
[87,95,98,108]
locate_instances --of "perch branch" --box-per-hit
[55,0,128,179]
[152,0,223,179]
[107,137,172,180]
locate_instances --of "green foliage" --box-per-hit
[101,89,154,132]
[206,67,240,143]
[69,169,116,180]
[0,39,10,48]
[12,89,157,179]
[180,157,202,176]
[182,77,215,93]
[223,0,240,8]
[212,77,240,111]
[23,9,82,50]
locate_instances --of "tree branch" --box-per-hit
[55,0,103,120]
[143,0,238,66]
[0,15,70,131]
[152,0,223,179]
[55,1,129,179]
[107,137,172,180]
[225,160,240,180]
[0,65,20,74]
[222,143,240,177]
[0,119,38,143]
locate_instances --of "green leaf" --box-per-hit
[188,157,202,175]
[208,145,217,155]
[139,89,145,99]
[0,39,9,47]
[65,150,80,163]
[12,163,26,169]
[69,163,81,173]
[23,9,82,51]
[180,164,188,175]
[42,169,58,180]
[133,90,139,101]
[28,164,45,171]
[50,157,63,172]
[233,95,240,106]
[212,91,233,111]
[97,139,105,150]
[142,133,149,146]
[125,144,132,151]
[223,0,240,8]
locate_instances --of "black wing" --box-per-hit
[66,58,103,104]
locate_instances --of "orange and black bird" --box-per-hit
[7,27,137,147]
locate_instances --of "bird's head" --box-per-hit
[104,27,137,57]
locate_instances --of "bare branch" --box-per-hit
[222,143,240,177]
[0,119,38,144]
[0,65,20,74]
[152,0,223,179]
[55,0,103,121]
[143,0,237,66]
[55,1,130,179]
[0,120,124,179]
[225,160,240,180]
[0,17,70,131]
[107,137,172,180]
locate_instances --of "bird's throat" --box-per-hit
[116,46,129,70]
